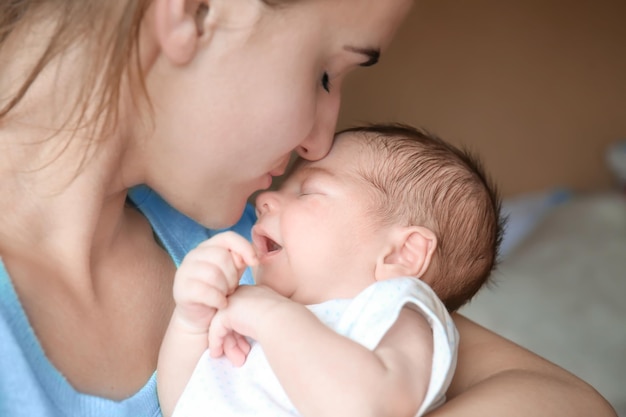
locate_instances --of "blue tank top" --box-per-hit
[0,185,256,417]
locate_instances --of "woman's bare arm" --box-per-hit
[427,314,617,417]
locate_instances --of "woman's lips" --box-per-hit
[259,173,273,190]
[258,160,288,191]
[270,156,290,177]
[269,167,286,177]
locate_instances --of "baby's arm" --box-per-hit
[157,232,257,417]
[209,285,433,417]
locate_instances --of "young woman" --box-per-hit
[0,0,616,416]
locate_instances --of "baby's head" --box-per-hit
[335,124,503,311]
[253,123,502,310]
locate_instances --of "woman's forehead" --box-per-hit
[256,0,412,51]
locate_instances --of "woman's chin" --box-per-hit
[192,200,247,229]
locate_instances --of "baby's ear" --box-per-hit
[375,226,437,281]
[154,0,209,65]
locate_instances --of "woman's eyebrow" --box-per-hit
[344,45,380,67]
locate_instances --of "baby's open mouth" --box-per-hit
[266,237,283,253]
[252,226,283,257]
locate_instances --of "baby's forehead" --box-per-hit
[334,130,383,154]
[332,132,375,156]
[286,132,377,181]
[334,130,371,144]
[309,135,372,170]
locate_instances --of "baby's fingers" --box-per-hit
[200,231,258,270]
[208,309,250,366]
[177,251,239,297]
[225,332,250,367]
[208,312,228,359]
[176,270,229,307]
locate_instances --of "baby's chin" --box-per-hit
[251,271,271,288]
[251,270,291,297]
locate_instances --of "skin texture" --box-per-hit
[135,0,413,228]
[0,0,617,415]
[0,0,412,401]
[158,134,439,416]
[159,133,617,417]
[251,135,436,305]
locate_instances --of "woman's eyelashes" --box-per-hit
[321,72,331,93]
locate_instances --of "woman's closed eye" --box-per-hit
[321,72,331,93]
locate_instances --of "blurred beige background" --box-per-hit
[337,0,626,197]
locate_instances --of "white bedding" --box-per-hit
[460,192,626,415]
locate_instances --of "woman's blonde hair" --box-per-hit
[0,1,151,138]
[0,1,288,172]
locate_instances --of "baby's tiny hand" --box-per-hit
[172,231,258,333]
[208,311,251,367]
[207,285,291,365]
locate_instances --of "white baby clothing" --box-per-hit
[172,277,459,417]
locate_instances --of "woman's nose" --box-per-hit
[296,92,341,161]
[296,130,333,161]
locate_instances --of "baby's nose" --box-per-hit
[255,191,278,216]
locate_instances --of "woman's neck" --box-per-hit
[0,6,143,284]
[0,6,176,398]
[0,129,130,290]
[0,136,176,398]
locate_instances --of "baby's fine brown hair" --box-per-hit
[338,124,504,311]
